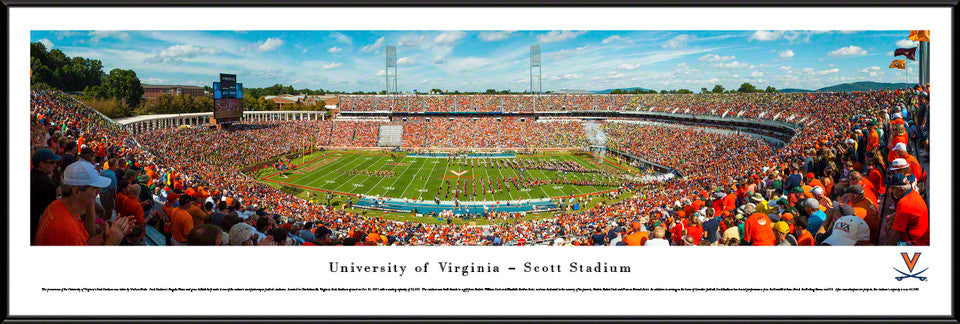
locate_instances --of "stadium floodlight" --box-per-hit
[386,45,398,94]
[530,45,542,94]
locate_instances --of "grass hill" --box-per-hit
[592,87,652,94]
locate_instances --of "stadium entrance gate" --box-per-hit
[378,124,403,147]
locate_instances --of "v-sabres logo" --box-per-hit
[893,252,928,282]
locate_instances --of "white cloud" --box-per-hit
[617,63,642,70]
[398,35,428,47]
[778,49,795,59]
[37,38,54,49]
[750,71,763,78]
[550,74,583,80]
[397,57,414,65]
[861,66,881,73]
[601,35,621,44]
[593,71,627,80]
[360,37,385,53]
[828,45,867,57]
[330,32,353,44]
[699,53,734,62]
[819,68,840,74]
[536,30,586,43]
[748,30,782,41]
[140,77,168,84]
[895,39,919,48]
[328,46,342,53]
[478,31,515,42]
[256,37,285,52]
[434,31,466,45]
[779,65,792,71]
[302,48,308,54]
[886,51,895,56]
[662,34,692,49]
[89,30,129,43]
[55,31,80,40]
[322,62,343,70]
[433,56,445,64]
[375,70,386,76]
[713,61,750,69]
[144,44,221,64]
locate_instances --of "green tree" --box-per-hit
[711,84,725,93]
[765,86,777,93]
[103,68,144,109]
[700,88,709,94]
[677,89,692,94]
[737,82,757,93]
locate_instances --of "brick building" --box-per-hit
[142,84,209,99]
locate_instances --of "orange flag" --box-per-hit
[908,30,930,42]
[889,60,906,69]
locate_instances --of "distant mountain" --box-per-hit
[816,81,913,92]
[592,87,651,94]
[590,82,912,94]
[779,88,812,93]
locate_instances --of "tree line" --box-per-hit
[610,82,779,94]
[609,83,777,94]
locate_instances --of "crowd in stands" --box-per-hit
[398,117,586,149]
[29,84,930,246]
[339,94,635,112]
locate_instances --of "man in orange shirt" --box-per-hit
[805,173,824,191]
[166,195,195,245]
[866,123,880,152]
[35,162,134,245]
[622,221,649,246]
[842,184,881,245]
[848,171,879,206]
[889,143,926,182]
[116,181,145,225]
[186,195,209,227]
[743,212,776,246]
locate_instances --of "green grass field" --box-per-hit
[257,150,633,203]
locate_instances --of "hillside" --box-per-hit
[779,88,812,93]
[592,82,913,94]
[816,82,913,92]
[592,87,652,94]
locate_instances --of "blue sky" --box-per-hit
[31,30,922,92]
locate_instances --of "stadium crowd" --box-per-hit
[340,94,636,112]
[398,117,585,149]
[30,85,930,246]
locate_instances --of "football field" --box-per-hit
[259,151,632,202]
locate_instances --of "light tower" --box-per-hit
[386,45,398,94]
[530,45,541,94]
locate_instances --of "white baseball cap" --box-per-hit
[811,186,825,196]
[893,142,908,152]
[889,158,910,171]
[823,215,870,246]
[62,161,112,187]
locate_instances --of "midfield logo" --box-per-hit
[893,252,928,281]
[449,170,469,176]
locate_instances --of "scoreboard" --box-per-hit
[214,98,243,121]
[213,73,243,124]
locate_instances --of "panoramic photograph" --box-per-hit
[29,30,930,246]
